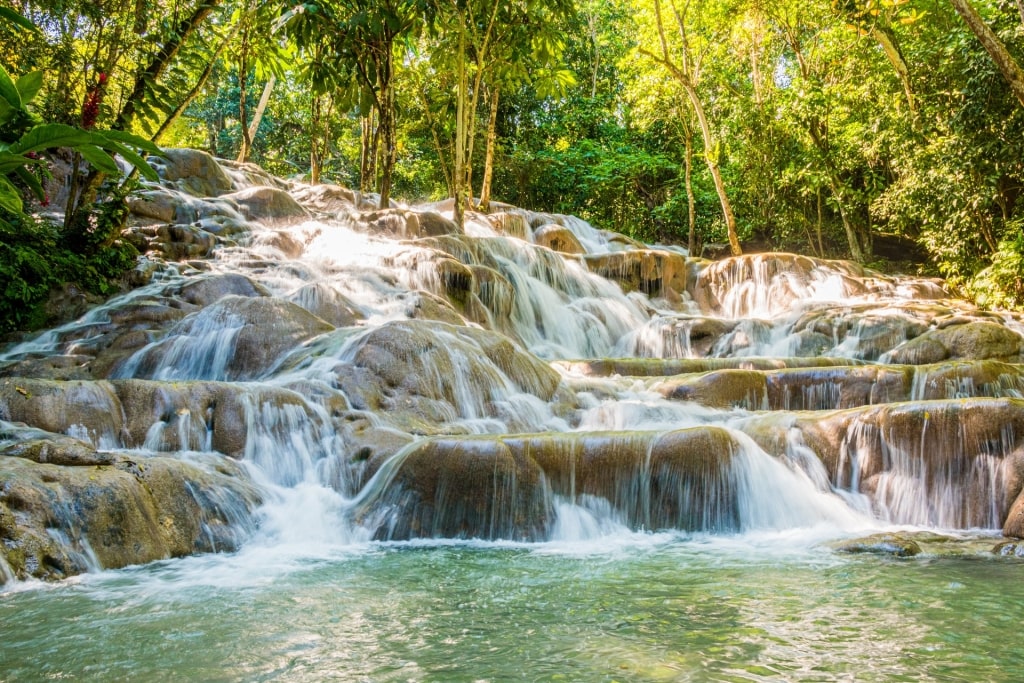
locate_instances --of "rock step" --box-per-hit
[0,426,260,583]
[653,359,1024,411]
[355,397,1024,542]
[554,356,865,377]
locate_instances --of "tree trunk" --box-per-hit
[377,52,396,210]
[114,0,220,131]
[454,19,468,230]
[420,88,452,196]
[685,84,741,256]
[949,0,1024,108]
[359,113,374,192]
[237,27,252,163]
[650,0,740,256]
[479,85,500,213]
[238,75,275,162]
[808,121,867,262]
[310,94,323,185]
[683,125,696,256]
[871,26,916,115]
[152,22,238,143]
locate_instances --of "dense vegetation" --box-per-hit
[3,0,1024,332]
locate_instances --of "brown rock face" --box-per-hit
[585,249,690,298]
[887,321,1024,364]
[355,427,742,540]
[123,296,334,381]
[534,224,585,255]
[222,186,310,224]
[148,148,235,197]
[0,436,259,582]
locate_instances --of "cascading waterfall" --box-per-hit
[4,148,1024,588]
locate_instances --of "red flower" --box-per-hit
[81,73,107,129]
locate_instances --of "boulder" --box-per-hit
[830,533,922,557]
[585,249,689,298]
[122,296,334,381]
[487,212,532,240]
[886,321,1024,365]
[175,273,269,307]
[0,437,259,582]
[147,148,235,197]
[221,186,310,224]
[534,224,585,255]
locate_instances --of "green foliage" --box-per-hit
[968,231,1024,310]
[0,213,137,333]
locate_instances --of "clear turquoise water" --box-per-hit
[2,532,1022,682]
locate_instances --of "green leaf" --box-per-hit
[15,71,43,106]
[94,129,162,156]
[0,97,13,126]
[9,124,94,154]
[13,165,44,200]
[0,64,22,110]
[75,144,121,175]
[97,138,159,181]
[0,176,23,214]
[0,152,41,175]
[0,7,37,32]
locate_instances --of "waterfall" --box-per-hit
[3,149,1024,582]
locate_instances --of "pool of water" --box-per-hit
[2,530,1022,682]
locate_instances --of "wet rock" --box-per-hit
[288,283,363,328]
[290,183,362,214]
[356,427,741,540]
[124,296,334,381]
[534,224,585,255]
[658,369,767,409]
[416,211,460,237]
[148,148,235,197]
[993,541,1024,557]
[830,533,922,557]
[487,212,531,240]
[794,398,1024,530]
[151,224,219,260]
[0,440,259,582]
[623,316,738,358]
[1,433,114,466]
[692,253,871,317]
[887,321,1024,365]
[221,186,310,224]
[0,379,124,445]
[585,249,689,298]
[554,357,862,378]
[127,188,180,222]
[358,209,461,240]
[332,320,561,432]
[176,273,269,307]
[43,283,104,328]
[360,437,550,541]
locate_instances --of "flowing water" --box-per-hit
[3,150,1024,680]
[2,533,1022,682]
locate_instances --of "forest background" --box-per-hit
[2,0,1024,332]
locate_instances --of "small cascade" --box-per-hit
[4,148,1024,582]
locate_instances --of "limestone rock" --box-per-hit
[534,224,585,255]
[0,438,259,582]
[175,273,269,307]
[147,148,235,197]
[585,249,689,298]
[830,533,922,557]
[887,320,1024,365]
[221,186,310,224]
[124,296,334,381]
